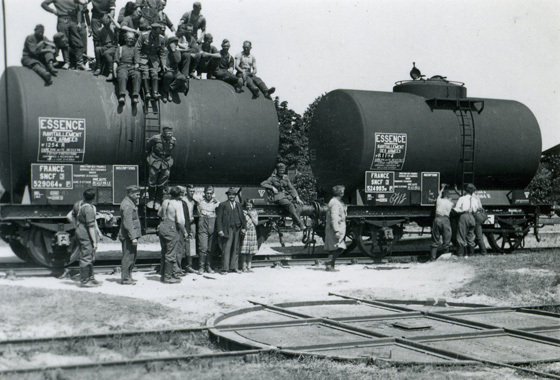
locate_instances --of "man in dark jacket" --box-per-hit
[135,22,166,99]
[146,126,176,209]
[119,185,142,285]
[216,188,246,274]
[261,163,304,230]
[161,36,188,102]
[21,24,58,85]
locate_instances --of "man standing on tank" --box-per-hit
[146,126,176,210]
[261,163,305,231]
[454,183,482,257]
[179,2,206,42]
[71,189,101,287]
[119,185,142,285]
[135,22,167,100]
[41,0,87,70]
[114,31,141,105]
[86,0,116,51]
[430,184,454,261]
[216,188,246,274]
[235,40,275,99]
[22,24,58,86]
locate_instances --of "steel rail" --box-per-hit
[0,348,272,376]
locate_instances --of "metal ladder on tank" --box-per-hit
[142,99,161,231]
[455,105,475,194]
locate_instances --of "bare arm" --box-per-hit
[41,0,57,15]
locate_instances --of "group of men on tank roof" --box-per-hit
[22,1,275,103]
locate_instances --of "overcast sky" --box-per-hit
[1,0,559,149]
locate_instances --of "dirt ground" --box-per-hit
[0,239,559,379]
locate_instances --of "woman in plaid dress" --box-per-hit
[241,199,259,272]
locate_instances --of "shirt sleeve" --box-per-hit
[173,200,185,225]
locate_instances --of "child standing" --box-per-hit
[240,199,259,272]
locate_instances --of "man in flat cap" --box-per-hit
[453,183,482,257]
[216,188,246,274]
[21,24,58,85]
[261,163,305,230]
[161,35,188,102]
[146,126,176,209]
[135,22,166,99]
[179,2,206,43]
[119,185,142,285]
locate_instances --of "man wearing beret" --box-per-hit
[119,185,142,285]
[216,188,246,274]
[261,163,305,230]
[161,35,188,102]
[135,22,166,99]
[146,126,176,209]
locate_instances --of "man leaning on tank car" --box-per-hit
[119,185,142,285]
[453,183,482,257]
[260,163,305,231]
[146,126,176,210]
[430,184,454,261]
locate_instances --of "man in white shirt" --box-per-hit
[453,183,482,257]
[430,184,454,261]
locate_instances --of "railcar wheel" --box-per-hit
[485,230,527,254]
[352,222,400,262]
[27,228,80,267]
[9,241,31,262]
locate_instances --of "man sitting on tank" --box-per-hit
[115,3,150,39]
[235,40,275,99]
[261,163,305,231]
[135,22,167,100]
[161,36,188,102]
[21,24,58,86]
[206,38,243,93]
[146,126,176,210]
[195,33,219,78]
[176,23,202,79]
[114,31,141,104]
[93,15,118,80]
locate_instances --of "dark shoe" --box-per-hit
[185,266,198,274]
[219,271,228,275]
[430,247,438,261]
[252,90,260,99]
[206,267,215,274]
[47,62,58,76]
[268,87,276,95]
[235,86,243,93]
[121,279,136,285]
[89,278,102,286]
[80,281,96,288]
[93,69,101,76]
[132,95,140,104]
[106,74,114,81]
[163,277,181,284]
[118,95,126,105]
[325,264,337,272]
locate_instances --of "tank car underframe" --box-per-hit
[329,205,551,260]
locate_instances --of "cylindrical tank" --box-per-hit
[0,67,279,199]
[309,81,541,194]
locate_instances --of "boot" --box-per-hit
[198,253,206,273]
[151,78,160,99]
[185,256,198,274]
[430,247,438,261]
[143,79,151,100]
[79,267,90,285]
[89,265,101,285]
[47,61,58,76]
[456,245,465,257]
[161,92,168,103]
[32,64,52,86]
[162,262,181,283]
[467,245,475,257]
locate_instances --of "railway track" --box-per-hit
[0,246,557,278]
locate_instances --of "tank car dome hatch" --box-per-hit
[394,75,467,99]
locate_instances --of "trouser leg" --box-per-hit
[244,75,259,97]
[121,238,137,281]
[68,21,85,65]
[221,234,232,272]
[475,223,487,254]
[162,71,174,95]
[278,198,303,228]
[180,52,192,76]
[117,66,129,95]
[130,69,141,96]
[252,76,269,94]
[94,46,104,72]
[230,229,241,270]
[329,248,345,267]
[30,63,53,85]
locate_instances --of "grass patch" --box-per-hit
[0,286,198,339]
[452,251,560,305]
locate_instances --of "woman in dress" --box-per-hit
[240,199,259,272]
[324,185,347,271]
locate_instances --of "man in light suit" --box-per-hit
[216,188,246,274]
